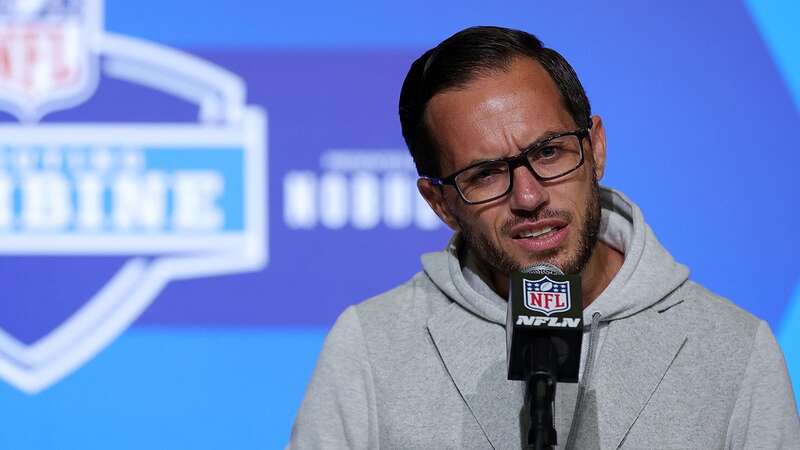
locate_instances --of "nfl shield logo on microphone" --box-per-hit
[523,276,571,316]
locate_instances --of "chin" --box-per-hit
[522,247,574,272]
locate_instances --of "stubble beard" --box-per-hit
[457,178,602,276]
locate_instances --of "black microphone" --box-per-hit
[506,263,583,450]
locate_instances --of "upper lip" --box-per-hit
[509,219,568,239]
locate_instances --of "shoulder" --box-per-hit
[321,271,454,361]
[664,280,761,336]
[348,270,453,335]
[323,271,460,379]
[669,284,800,444]
[648,280,771,376]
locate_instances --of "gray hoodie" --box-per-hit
[289,188,799,449]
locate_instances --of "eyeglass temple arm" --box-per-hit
[420,175,452,186]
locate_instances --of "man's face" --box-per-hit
[419,57,607,276]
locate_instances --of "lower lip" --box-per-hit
[512,225,569,253]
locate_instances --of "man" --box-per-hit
[289,26,799,449]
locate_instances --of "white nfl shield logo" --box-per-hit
[0,0,101,122]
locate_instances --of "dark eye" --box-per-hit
[534,146,559,160]
[472,167,503,182]
[460,163,507,186]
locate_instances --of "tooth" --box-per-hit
[520,227,554,238]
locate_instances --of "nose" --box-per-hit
[508,164,548,213]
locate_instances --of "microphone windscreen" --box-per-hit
[522,262,564,276]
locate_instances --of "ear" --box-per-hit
[417,178,461,231]
[588,115,607,181]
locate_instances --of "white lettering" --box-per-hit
[282,169,441,230]
[283,171,317,229]
[351,171,379,229]
[75,173,103,230]
[172,171,224,230]
[90,149,113,173]
[112,173,166,230]
[516,316,535,326]
[319,172,348,229]
[534,317,549,326]
[383,172,412,229]
[0,173,12,228]
[515,315,582,328]
[0,145,233,233]
[22,171,71,230]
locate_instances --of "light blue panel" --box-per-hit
[745,0,800,111]
[745,0,800,404]
[779,282,800,407]
[0,327,327,450]
[145,148,245,230]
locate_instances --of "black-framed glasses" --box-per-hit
[422,128,590,204]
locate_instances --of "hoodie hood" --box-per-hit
[420,187,690,326]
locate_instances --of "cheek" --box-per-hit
[551,179,593,225]
[564,165,594,202]
[460,203,506,238]
[482,206,517,249]
[440,191,469,229]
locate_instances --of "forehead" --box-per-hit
[424,57,576,171]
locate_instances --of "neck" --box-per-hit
[486,241,624,307]
[578,241,624,307]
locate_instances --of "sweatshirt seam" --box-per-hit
[723,319,762,445]
[565,311,603,450]
[424,323,497,450]
[617,336,688,449]
[722,319,761,447]
[351,306,381,450]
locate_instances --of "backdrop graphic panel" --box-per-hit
[0,1,796,448]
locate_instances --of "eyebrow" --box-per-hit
[519,130,565,152]
[461,129,566,167]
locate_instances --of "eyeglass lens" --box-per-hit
[454,134,583,203]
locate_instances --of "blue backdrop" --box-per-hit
[0,1,797,448]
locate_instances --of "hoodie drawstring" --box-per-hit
[564,311,603,450]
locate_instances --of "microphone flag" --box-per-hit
[506,271,583,382]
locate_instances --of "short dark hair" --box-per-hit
[399,26,592,178]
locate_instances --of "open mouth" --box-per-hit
[509,221,570,252]
[516,226,563,239]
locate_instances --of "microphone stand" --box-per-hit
[523,338,557,450]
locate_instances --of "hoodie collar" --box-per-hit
[421,187,690,326]
[584,189,689,324]
[421,236,507,324]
